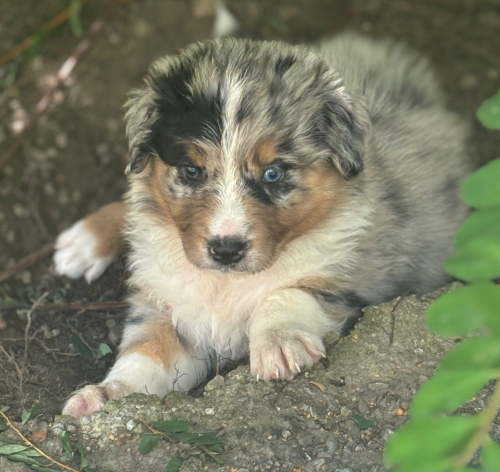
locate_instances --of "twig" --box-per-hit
[0,0,130,174]
[0,241,55,284]
[452,380,500,471]
[0,300,128,313]
[0,0,92,68]
[24,291,50,360]
[137,416,176,444]
[0,410,80,472]
[0,344,24,393]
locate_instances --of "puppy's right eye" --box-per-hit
[182,165,202,181]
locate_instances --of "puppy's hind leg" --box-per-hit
[62,300,213,417]
[54,201,126,283]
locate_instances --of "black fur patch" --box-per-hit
[146,59,223,167]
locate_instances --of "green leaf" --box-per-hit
[0,406,10,412]
[207,452,224,465]
[186,432,225,446]
[441,336,500,370]
[95,343,112,359]
[456,209,500,250]
[410,370,495,419]
[445,237,500,282]
[0,417,6,432]
[30,465,60,472]
[461,157,500,208]
[165,450,183,472]
[482,440,500,472]
[169,432,201,443]
[207,445,224,454]
[384,459,453,472]
[0,444,29,454]
[22,408,35,425]
[151,420,190,433]
[22,450,42,457]
[2,453,41,466]
[384,416,479,467]
[69,0,84,38]
[0,434,17,444]
[59,431,73,460]
[427,282,500,336]
[78,445,89,469]
[477,90,500,130]
[350,414,373,430]
[139,434,160,455]
[71,334,93,361]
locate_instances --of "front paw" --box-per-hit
[62,381,129,417]
[54,221,114,283]
[250,330,325,382]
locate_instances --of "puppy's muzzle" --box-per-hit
[208,237,251,265]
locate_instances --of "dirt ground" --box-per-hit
[0,0,499,422]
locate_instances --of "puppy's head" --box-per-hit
[126,38,370,273]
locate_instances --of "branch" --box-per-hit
[0,0,130,174]
[0,410,80,472]
[0,300,128,313]
[0,241,54,284]
[0,0,92,68]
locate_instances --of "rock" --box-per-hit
[27,284,500,471]
[204,374,224,392]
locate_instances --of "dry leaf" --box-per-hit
[309,381,326,393]
[29,429,47,443]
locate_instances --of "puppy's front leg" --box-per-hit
[250,289,338,381]
[63,301,212,417]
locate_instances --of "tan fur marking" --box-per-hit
[123,320,183,367]
[249,137,278,172]
[84,202,127,258]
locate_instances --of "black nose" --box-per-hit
[208,237,249,265]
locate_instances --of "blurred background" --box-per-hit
[0,0,499,415]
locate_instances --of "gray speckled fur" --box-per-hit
[125,33,474,326]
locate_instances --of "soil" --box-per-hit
[0,0,499,470]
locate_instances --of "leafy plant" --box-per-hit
[137,417,226,470]
[384,91,500,471]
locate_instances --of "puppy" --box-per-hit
[54,34,473,417]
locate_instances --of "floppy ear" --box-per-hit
[319,88,371,180]
[124,87,158,175]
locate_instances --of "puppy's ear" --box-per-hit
[124,88,157,175]
[318,86,371,180]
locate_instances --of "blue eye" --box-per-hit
[182,165,202,181]
[263,167,284,184]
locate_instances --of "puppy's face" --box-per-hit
[126,39,369,273]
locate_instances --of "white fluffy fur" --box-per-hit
[54,221,115,283]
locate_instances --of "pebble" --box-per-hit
[66,425,77,433]
[281,430,291,439]
[13,203,30,218]
[205,375,225,391]
[204,407,215,415]
[126,419,136,431]
[55,132,69,149]
[20,271,32,284]
[459,74,478,90]
[5,230,15,244]
[368,382,389,391]
[44,182,56,196]
[80,416,91,425]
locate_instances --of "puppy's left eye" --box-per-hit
[182,165,202,181]
[263,167,284,184]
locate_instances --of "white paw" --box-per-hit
[54,221,114,283]
[250,330,326,382]
[62,381,129,417]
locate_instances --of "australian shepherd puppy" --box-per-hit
[54,34,473,417]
